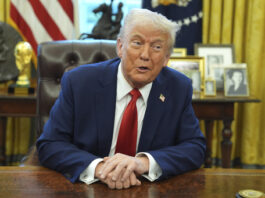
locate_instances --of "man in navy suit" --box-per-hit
[37,8,205,189]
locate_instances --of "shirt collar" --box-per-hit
[117,63,152,105]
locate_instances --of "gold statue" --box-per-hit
[14,41,32,87]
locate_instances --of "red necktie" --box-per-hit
[115,89,141,156]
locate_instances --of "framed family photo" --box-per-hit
[168,56,204,92]
[194,44,235,90]
[204,79,216,96]
[171,48,187,57]
[224,67,249,97]
[211,63,247,91]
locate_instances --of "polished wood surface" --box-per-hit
[0,88,36,117]
[0,166,264,198]
[0,89,260,167]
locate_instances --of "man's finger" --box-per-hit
[129,172,137,186]
[115,180,123,189]
[121,163,135,181]
[111,162,127,181]
[107,179,115,189]
[123,177,130,189]
[99,160,118,179]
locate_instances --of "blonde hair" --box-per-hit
[118,8,180,54]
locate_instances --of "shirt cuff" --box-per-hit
[136,152,162,182]
[79,158,103,185]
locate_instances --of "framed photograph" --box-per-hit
[171,48,187,57]
[194,44,235,81]
[224,67,249,97]
[204,79,216,96]
[168,56,204,91]
[211,63,247,91]
[184,70,201,92]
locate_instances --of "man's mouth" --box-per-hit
[137,66,149,72]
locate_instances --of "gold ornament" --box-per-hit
[158,0,177,6]
[14,41,32,87]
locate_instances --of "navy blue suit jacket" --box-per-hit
[37,58,206,183]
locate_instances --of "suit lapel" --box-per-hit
[138,72,168,152]
[96,59,119,156]
[95,61,169,155]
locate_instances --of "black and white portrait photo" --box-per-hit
[207,55,224,76]
[212,66,224,91]
[204,79,216,96]
[224,68,249,96]
[190,70,201,92]
[195,44,235,81]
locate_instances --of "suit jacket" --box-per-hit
[37,58,206,183]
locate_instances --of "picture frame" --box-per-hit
[184,70,201,92]
[171,48,187,57]
[211,63,247,91]
[204,79,216,96]
[168,56,204,91]
[194,44,235,83]
[224,67,249,97]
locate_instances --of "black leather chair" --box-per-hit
[23,40,117,165]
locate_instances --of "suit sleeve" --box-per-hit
[148,83,206,180]
[36,71,99,183]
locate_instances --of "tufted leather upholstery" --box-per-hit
[22,40,117,166]
[36,40,117,136]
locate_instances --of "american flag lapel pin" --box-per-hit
[159,93,165,102]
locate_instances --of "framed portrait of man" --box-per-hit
[224,67,249,97]
[194,44,235,87]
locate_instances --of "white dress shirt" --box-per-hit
[80,63,162,184]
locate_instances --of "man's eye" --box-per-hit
[153,45,162,51]
[132,41,141,46]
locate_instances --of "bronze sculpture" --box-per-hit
[0,22,22,83]
[79,0,123,40]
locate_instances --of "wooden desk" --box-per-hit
[0,166,264,198]
[0,90,260,167]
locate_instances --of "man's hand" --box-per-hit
[96,153,149,188]
[95,159,142,189]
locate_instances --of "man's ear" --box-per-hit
[163,55,170,67]
[116,38,123,58]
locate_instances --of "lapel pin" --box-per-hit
[159,94,165,102]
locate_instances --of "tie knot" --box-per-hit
[130,89,141,100]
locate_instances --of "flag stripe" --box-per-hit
[11,0,52,44]
[10,3,38,54]
[58,0,74,23]
[10,0,74,67]
[28,0,66,40]
[40,0,74,39]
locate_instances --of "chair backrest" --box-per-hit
[21,40,117,166]
[37,40,117,136]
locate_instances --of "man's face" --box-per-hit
[117,24,170,88]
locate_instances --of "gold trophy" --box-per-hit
[8,41,35,94]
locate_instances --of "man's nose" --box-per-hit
[140,45,150,61]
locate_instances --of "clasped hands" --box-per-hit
[95,153,149,189]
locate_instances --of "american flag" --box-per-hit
[9,0,75,65]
